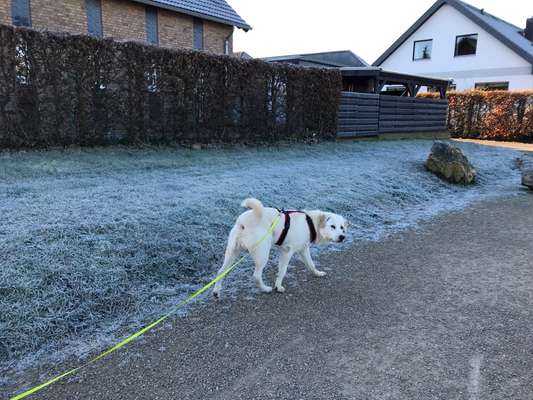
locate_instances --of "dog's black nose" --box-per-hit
[339,235,345,242]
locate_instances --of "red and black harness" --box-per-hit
[275,209,317,246]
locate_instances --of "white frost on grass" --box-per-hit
[0,140,523,384]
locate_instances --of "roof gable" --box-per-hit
[373,0,533,66]
[131,0,251,30]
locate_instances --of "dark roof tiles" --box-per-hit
[133,0,250,30]
[457,0,532,61]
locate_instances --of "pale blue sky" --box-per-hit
[230,0,532,64]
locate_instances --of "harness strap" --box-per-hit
[305,214,318,244]
[275,210,317,246]
[275,210,291,246]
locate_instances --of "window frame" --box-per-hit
[224,38,230,55]
[193,17,204,50]
[474,81,509,91]
[86,0,103,38]
[145,5,159,45]
[11,0,32,27]
[412,39,433,61]
[454,33,478,57]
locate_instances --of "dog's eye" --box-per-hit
[330,225,336,229]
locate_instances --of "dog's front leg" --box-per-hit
[300,247,326,277]
[275,248,295,293]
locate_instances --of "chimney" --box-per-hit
[525,17,533,42]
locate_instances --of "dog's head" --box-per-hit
[318,213,348,243]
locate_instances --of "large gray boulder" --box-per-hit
[426,142,476,184]
[522,170,533,190]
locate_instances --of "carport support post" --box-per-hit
[373,79,385,94]
[406,83,421,97]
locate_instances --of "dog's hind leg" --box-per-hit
[299,246,326,277]
[251,238,273,293]
[275,248,295,293]
[213,226,241,298]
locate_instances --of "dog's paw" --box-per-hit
[275,285,286,293]
[261,286,273,293]
[314,270,327,277]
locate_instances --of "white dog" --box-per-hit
[213,198,347,297]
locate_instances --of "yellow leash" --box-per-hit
[10,215,281,400]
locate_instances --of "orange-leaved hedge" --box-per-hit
[419,90,533,142]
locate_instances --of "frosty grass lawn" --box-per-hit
[0,140,523,381]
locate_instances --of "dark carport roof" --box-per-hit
[373,0,533,66]
[131,0,251,30]
[341,67,451,88]
[264,50,369,68]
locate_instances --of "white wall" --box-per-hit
[379,4,533,90]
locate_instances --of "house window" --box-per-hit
[475,82,509,91]
[145,6,158,45]
[86,0,103,38]
[413,39,432,60]
[11,0,31,27]
[224,38,230,55]
[455,34,477,56]
[193,18,204,50]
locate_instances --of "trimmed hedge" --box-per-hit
[420,90,533,142]
[0,25,342,149]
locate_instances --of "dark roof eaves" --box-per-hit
[456,0,522,30]
[132,0,252,30]
[450,1,533,64]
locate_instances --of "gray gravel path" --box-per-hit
[8,193,533,400]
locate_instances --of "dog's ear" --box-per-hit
[319,214,327,228]
[344,219,349,228]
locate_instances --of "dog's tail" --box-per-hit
[241,198,264,219]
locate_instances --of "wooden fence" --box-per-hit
[379,96,448,134]
[337,92,380,137]
[337,92,448,138]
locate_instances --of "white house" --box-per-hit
[373,0,533,91]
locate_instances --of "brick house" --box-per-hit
[0,0,250,54]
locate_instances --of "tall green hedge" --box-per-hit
[0,25,342,149]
